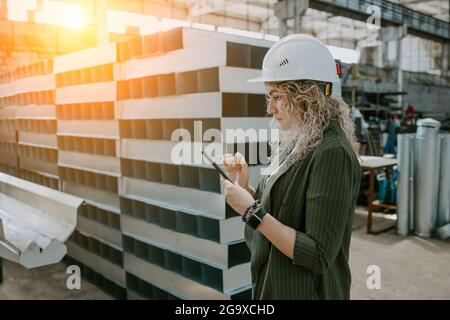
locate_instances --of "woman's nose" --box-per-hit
[267,100,277,115]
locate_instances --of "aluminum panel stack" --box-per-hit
[117,28,271,300]
[14,60,58,189]
[0,27,274,299]
[0,72,18,176]
[53,43,126,299]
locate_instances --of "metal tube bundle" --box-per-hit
[397,134,415,235]
[414,119,441,238]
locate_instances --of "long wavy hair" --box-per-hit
[267,80,360,168]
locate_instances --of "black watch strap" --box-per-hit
[246,207,266,230]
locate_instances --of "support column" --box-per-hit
[274,0,309,37]
[381,25,408,112]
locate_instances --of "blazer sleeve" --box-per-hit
[292,146,357,273]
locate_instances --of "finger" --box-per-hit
[223,179,233,189]
[222,154,236,166]
[220,154,233,163]
[235,152,247,166]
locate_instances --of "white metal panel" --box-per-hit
[18,132,58,149]
[219,66,265,93]
[117,43,227,80]
[57,120,119,139]
[15,105,55,119]
[19,158,58,177]
[120,177,225,219]
[77,215,122,249]
[62,181,120,213]
[0,106,16,119]
[53,43,117,74]
[55,81,117,104]
[14,74,55,94]
[182,27,273,49]
[116,92,222,119]
[58,151,121,176]
[0,83,15,98]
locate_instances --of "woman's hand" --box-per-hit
[223,180,255,216]
[221,152,249,190]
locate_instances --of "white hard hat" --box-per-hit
[248,34,339,84]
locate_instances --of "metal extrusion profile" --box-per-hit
[0,172,83,269]
[438,134,450,227]
[397,134,415,236]
[414,118,441,238]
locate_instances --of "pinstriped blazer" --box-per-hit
[244,120,361,300]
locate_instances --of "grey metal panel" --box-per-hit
[126,290,146,300]
[122,214,238,268]
[77,215,122,248]
[58,150,121,176]
[67,241,125,288]
[124,253,250,300]
[19,157,58,177]
[62,181,120,213]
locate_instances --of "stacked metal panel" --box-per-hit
[14,60,58,189]
[116,28,271,300]
[0,27,273,299]
[53,43,126,299]
[0,73,17,177]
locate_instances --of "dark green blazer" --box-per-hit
[244,120,361,300]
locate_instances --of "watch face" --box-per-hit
[248,213,262,230]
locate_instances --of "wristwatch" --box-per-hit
[243,201,267,230]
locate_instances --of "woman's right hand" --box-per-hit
[221,152,250,190]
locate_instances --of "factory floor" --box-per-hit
[1,210,449,300]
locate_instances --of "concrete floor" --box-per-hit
[1,212,449,300]
[0,259,111,300]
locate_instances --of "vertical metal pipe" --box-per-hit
[414,118,441,238]
[397,133,415,235]
[438,134,450,227]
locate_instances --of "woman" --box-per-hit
[222,34,361,300]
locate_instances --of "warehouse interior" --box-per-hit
[0,0,449,300]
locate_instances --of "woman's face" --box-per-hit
[265,84,292,130]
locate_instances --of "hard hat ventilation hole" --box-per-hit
[278,58,289,68]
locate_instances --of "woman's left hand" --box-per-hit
[223,180,255,216]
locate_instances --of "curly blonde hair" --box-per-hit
[267,80,360,168]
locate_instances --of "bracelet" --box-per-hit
[242,200,266,230]
[242,200,260,222]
